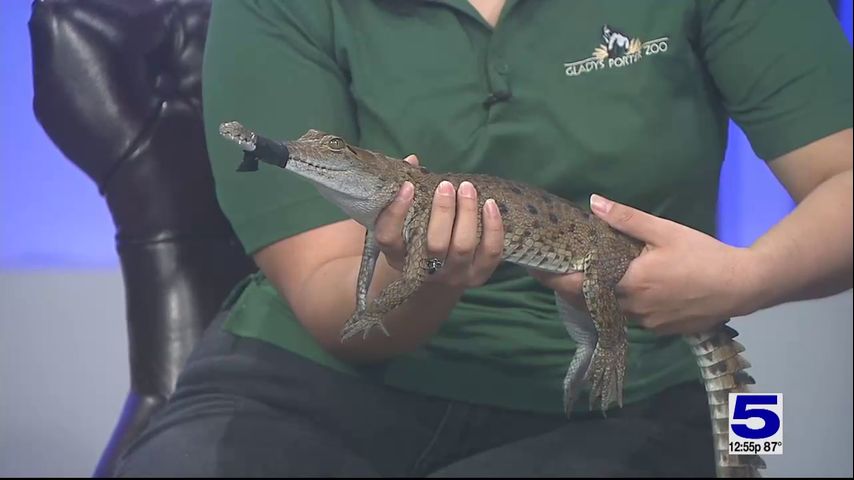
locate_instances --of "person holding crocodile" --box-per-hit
[116,0,852,477]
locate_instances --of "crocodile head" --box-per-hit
[219,122,421,227]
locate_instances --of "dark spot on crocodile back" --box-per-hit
[526,204,538,215]
[541,194,553,204]
[510,186,522,195]
[548,213,558,224]
[498,202,509,215]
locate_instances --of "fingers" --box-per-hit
[470,199,505,283]
[590,194,671,245]
[426,181,457,264]
[373,154,419,270]
[528,269,584,294]
[376,177,503,289]
[374,181,414,268]
[528,269,588,311]
[446,182,479,267]
[425,181,504,288]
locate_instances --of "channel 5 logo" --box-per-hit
[729,393,783,455]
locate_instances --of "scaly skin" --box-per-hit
[685,326,766,478]
[219,122,765,477]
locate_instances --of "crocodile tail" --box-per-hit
[685,325,765,478]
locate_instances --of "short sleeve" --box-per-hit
[698,0,852,161]
[202,0,355,254]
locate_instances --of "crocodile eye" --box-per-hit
[328,137,345,150]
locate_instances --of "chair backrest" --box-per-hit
[28,0,256,475]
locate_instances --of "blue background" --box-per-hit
[0,0,851,269]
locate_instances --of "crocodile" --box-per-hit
[219,121,766,478]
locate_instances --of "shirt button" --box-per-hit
[484,90,512,107]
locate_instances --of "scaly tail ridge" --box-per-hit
[685,325,765,478]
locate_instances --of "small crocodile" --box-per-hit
[219,121,766,478]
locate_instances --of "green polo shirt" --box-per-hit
[201,0,852,415]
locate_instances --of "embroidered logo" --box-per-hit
[564,25,669,78]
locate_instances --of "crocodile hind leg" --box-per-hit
[581,245,631,414]
[556,293,598,417]
[685,325,765,478]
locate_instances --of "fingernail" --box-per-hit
[459,181,475,199]
[485,199,499,218]
[397,182,413,201]
[437,181,454,197]
[590,194,612,214]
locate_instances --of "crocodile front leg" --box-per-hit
[340,211,429,341]
[356,230,380,314]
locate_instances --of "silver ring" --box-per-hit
[426,257,444,275]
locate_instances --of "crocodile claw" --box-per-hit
[340,312,390,341]
[586,343,627,415]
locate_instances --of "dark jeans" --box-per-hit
[115,311,716,478]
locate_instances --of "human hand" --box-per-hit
[375,155,506,290]
[529,194,762,336]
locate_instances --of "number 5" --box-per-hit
[731,395,780,439]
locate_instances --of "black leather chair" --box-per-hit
[28,0,256,476]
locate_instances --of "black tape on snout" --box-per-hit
[237,153,260,172]
[236,137,291,172]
